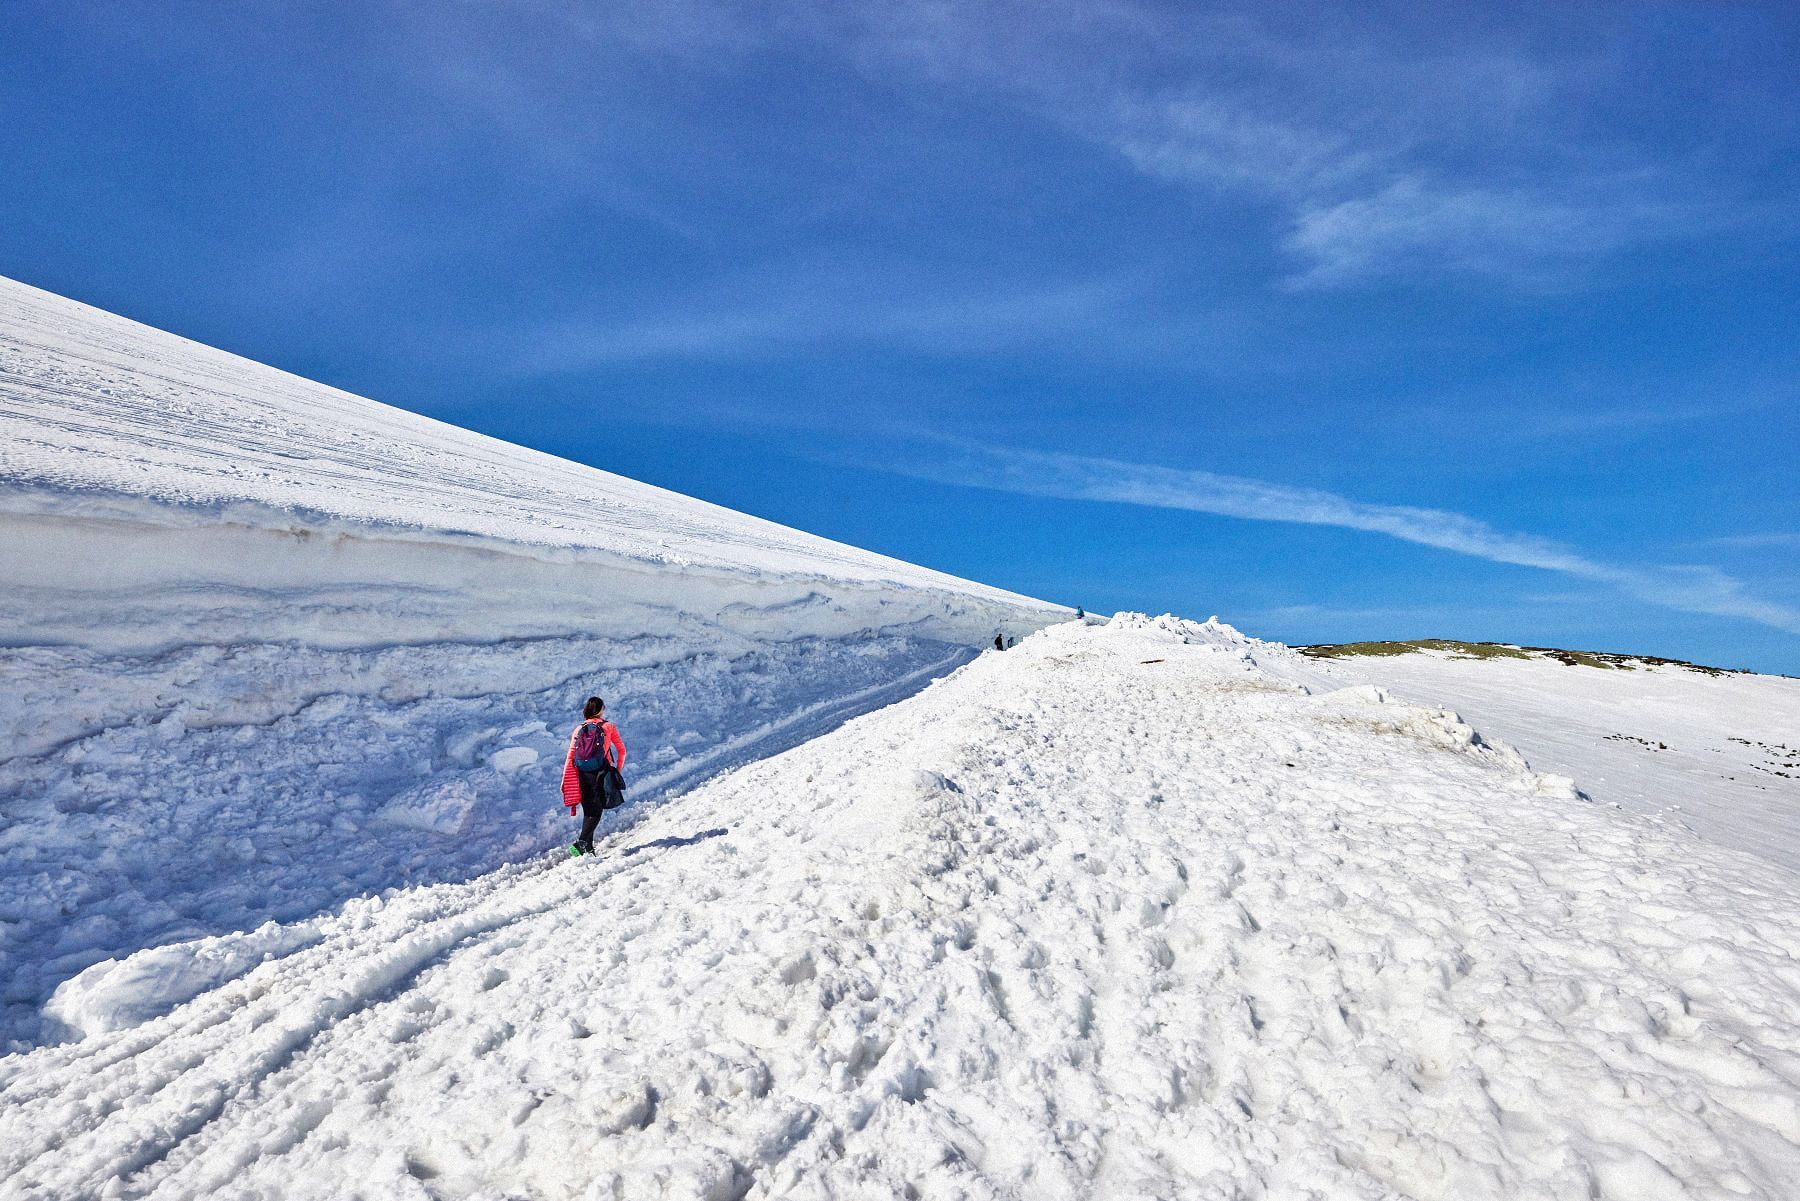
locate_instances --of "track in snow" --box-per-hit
[4,617,1799,1200]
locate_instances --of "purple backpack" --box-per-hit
[572,720,608,771]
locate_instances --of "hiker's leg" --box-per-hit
[578,796,602,851]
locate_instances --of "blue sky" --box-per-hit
[6,1,1799,671]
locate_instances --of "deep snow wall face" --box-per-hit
[0,497,1040,654]
[0,630,975,1049]
[0,272,1059,660]
[0,277,1063,1047]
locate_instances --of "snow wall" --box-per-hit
[0,276,1066,1046]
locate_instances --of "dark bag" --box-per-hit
[576,765,625,809]
[598,765,626,811]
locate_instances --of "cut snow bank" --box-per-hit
[0,273,1054,657]
[0,276,1063,1047]
[0,276,1050,593]
[5,616,1798,1200]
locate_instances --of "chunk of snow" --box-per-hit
[42,921,322,1039]
[486,746,539,773]
[375,777,480,835]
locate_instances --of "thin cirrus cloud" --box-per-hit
[880,441,1800,635]
[509,273,1140,371]
[1278,175,1689,290]
[1084,86,1697,291]
[401,1,1707,293]
[822,3,1712,288]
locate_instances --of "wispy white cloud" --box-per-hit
[508,270,1141,370]
[389,0,1708,291]
[1280,174,1687,289]
[810,2,1711,288]
[1111,95,1378,198]
[380,0,1726,316]
[1240,600,1557,633]
[881,441,1800,634]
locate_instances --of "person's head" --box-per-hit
[583,696,605,719]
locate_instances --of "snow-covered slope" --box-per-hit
[6,617,1798,1200]
[0,276,1064,1046]
[0,275,1054,651]
[1304,647,1800,875]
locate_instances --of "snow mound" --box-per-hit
[377,776,482,835]
[6,617,1798,1199]
[42,921,324,1040]
[1316,682,1531,770]
[486,746,539,773]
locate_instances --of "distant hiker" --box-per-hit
[562,696,627,856]
[994,634,1005,651]
[1076,607,1085,620]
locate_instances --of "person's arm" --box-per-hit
[605,723,627,771]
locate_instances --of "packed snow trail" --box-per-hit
[5,617,1800,1200]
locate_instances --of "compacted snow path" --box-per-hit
[5,617,1800,1200]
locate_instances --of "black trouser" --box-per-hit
[576,797,604,851]
[576,769,606,850]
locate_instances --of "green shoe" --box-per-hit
[568,843,586,857]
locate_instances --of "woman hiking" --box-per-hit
[561,696,627,856]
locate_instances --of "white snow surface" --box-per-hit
[5,617,1800,1200]
[0,276,1053,591]
[0,276,1062,1046]
[1307,648,1800,875]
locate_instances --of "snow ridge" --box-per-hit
[0,275,1039,594]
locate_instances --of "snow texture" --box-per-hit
[1310,648,1800,875]
[0,276,1062,1046]
[0,276,1055,591]
[5,616,1799,1200]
